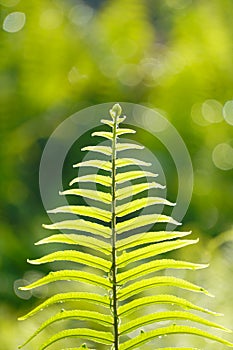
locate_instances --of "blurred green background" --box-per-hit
[0,0,233,348]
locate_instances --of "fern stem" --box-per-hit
[110,105,120,350]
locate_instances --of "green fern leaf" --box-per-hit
[18,104,232,349]
[119,310,231,335]
[116,214,181,234]
[118,276,212,300]
[18,292,110,320]
[117,239,198,268]
[116,231,192,250]
[119,325,233,350]
[116,197,175,216]
[116,128,136,136]
[42,219,111,238]
[116,143,144,152]
[19,310,112,348]
[35,234,111,255]
[116,182,165,200]
[70,174,112,187]
[73,159,112,171]
[118,294,222,317]
[115,170,158,184]
[38,328,114,350]
[19,270,111,291]
[59,188,111,204]
[117,259,208,284]
[116,157,151,168]
[28,250,111,271]
[48,205,111,222]
[92,131,113,140]
[81,145,112,156]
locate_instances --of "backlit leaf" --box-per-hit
[115,170,158,184]
[18,292,110,320]
[38,328,114,350]
[116,197,175,217]
[92,131,113,140]
[35,234,111,255]
[73,159,111,171]
[19,270,111,291]
[43,219,111,238]
[47,205,111,222]
[117,239,198,267]
[116,182,165,200]
[118,275,212,300]
[116,231,192,251]
[19,310,112,347]
[81,145,112,156]
[70,174,111,187]
[119,325,233,350]
[117,259,207,283]
[28,250,111,272]
[119,310,231,335]
[118,294,222,317]
[116,214,181,234]
[60,189,111,204]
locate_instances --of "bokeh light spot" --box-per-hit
[142,110,169,132]
[223,100,233,126]
[140,57,166,86]
[14,279,32,300]
[191,103,209,126]
[3,11,26,33]
[117,64,142,86]
[212,143,233,170]
[69,3,94,27]
[40,8,63,30]
[202,99,223,123]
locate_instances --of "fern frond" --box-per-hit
[73,159,112,170]
[116,197,175,216]
[35,234,111,255]
[116,214,181,234]
[115,157,151,168]
[19,310,112,348]
[117,239,198,268]
[48,205,111,222]
[70,174,112,187]
[116,231,192,250]
[42,219,111,238]
[118,276,212,301]
[115,170,158,184]
[119,325,233,350]
[116,182,165,200]
[92,131,114,140]
[118,294,222,317]
[117,259,208,284]
[28,250,111,272]
[116,143,144,152]
[19,270,111,291]
[38,328,113,350]
[81,145,112,155]
[18,292,110,320]
[19,104,233,349]
[119,310,231,335]
[59,188,111,203]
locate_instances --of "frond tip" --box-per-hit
[18,103,233,349]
